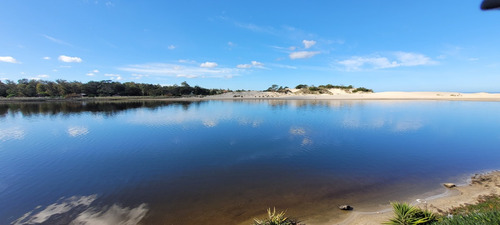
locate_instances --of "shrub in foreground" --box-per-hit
[384,202,437,225]
[253,208,301,225]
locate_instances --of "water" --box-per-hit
[1,100,500,224]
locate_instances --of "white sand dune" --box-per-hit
[200,90,500,101]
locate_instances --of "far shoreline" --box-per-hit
[3,91,500,103]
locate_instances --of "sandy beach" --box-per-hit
[337,171,500,225]
[203,90,500,101]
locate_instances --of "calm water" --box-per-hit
[1,100,500,224]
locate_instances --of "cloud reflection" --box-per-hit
[12,195,148,225]
[68,126,89,137]
[0,127,25,141]
[71,203,148,225]
[12,195,97,225]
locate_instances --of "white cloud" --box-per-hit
[176,74,199,78]
[237,64,252,69]
[251,61,263,67]
[119,63,238,79]
[302,40,316,49]
[28,74,50,80]
[0,56,19,63]
[394,52,436,66]
[338,52,437,71]
[289,51,320,59]
[104,74,122,80]
[228,41,235,47]
[200,62,218,68]
[86,70,99,76]
[43,56,51,60]
[289,46,296,51]
[237,61,265,69]
[178,59,196,64]
[168,45,176,50]
[338,56,398,71]
[131,74,148,79]
[58,55,82,63]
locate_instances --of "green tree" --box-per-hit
[295,84,308,89]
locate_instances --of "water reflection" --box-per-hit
[2,100,500,225]
[0,101,200,118]
[0,127,25,141]
[12,195,148,225]
[67,126,89,137]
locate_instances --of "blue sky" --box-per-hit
[0,0,499,92]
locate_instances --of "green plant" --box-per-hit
[447,194,500,215]
[384,202,437,225]
[253,208,300,225]
[432,211,500,225]
[431,194,500,225]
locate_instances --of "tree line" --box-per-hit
[0,79,227,98]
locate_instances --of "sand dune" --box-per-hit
[203,90,500,101]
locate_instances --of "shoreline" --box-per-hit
[3,91,500,103]
[202,91,500,102]
[334,170,500,225]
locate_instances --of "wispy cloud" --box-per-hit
[289,51,320,59]
[119,63,238,79]
[29,74,50,80]
[168,45,176,50]
[237,61,265,69]
[42,56,51,60]
[0,56,20,63]
[200,62,218,68]
[337,52,437,71]
[302,40,316,49]
[104,73,122,80]
[86,69,99,76]
[42,34,73,47]
[58,55,82,63]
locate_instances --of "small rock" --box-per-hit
[443,183,456,188]
[339,205,353,210]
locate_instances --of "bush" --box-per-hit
[433,211,500,225]
[253,208,301,225]
[384,202,437,225]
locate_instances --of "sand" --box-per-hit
[202,90,500,101]
[337,171,500,225]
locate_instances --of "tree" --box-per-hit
[295,84,308,89]
[266,84,279,92]
[0,81,7,97]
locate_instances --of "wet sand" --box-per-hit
[336,171,500,225]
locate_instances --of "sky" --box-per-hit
[0,0,499,92]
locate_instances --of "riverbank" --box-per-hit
[3,91,500,103]
[204,91,500,101]
[337,171,500,225]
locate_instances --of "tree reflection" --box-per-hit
[0,101,202,117]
